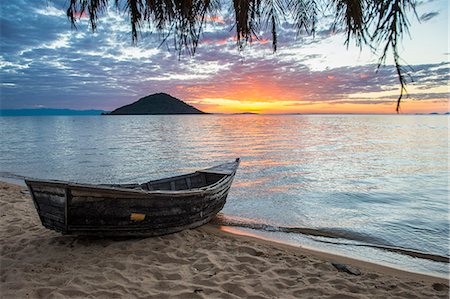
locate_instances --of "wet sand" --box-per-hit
[1,182,448,298]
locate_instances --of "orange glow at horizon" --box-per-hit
[182,84,449,114]
[187,97,449,114]
[178,71,449,114]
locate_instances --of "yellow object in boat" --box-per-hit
[130,213,146,221]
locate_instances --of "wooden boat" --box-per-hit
[25,158,240,237]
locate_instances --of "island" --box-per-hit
[105,93,206,115]
[233,112,259,115]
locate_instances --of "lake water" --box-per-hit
[0,115,448,276]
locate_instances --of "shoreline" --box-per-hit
[1,181,448,298]
[1,178,448,282]
[212,226,449,283]
[0,178,450,282]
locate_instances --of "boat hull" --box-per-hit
[26,160,238,237]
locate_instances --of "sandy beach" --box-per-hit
[0,181,448,299]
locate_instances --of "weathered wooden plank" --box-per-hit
[149,182,171,191]
[33,191,65,205]
[65,188,70,231]
[68,194,226,223]
[69,204,183,219]
[146,172,194,185]
[73,192,224,219]
[47,197,65,208]
[38,203,65,217]
[30,185,66,196]
[41,217,53,226]
[71,189,212,205]
[68,200,226,236]
[187,175,206,188]
[205,173,225,185]
[174,179,187,190]
[51,218,66,228]
[34,195,51,206]
[69,186,229,212]
[40,211,65,223]
[49,220,66,232]
[75,201,224,236]
[68,194,225,221]
[68,198,226,231]
[186,177,192,189]
[70,189,146,198]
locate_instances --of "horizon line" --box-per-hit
[1,108,449,116]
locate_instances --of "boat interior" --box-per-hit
[102,171,228,192]
[100,172,226,191]
[105,159,239,192]
[141,171,226,191]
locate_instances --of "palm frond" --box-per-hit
[368,0,417,112]
[288,0,317,36]
[124,0,144,43]
[332,0,366,47]
[67,0,109,31]
[232,0,260,49]
[68,0,220,54]
[261,0,284,51]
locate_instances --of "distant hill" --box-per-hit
[107,93,205,115]
[0,109,107,116]
[233,112,259,115]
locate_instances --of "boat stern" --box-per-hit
[26,180,68,234]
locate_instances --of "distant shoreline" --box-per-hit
[0,108,108,116]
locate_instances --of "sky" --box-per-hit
[0,0,449,114]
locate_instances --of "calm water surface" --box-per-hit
[0,115,448,276]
